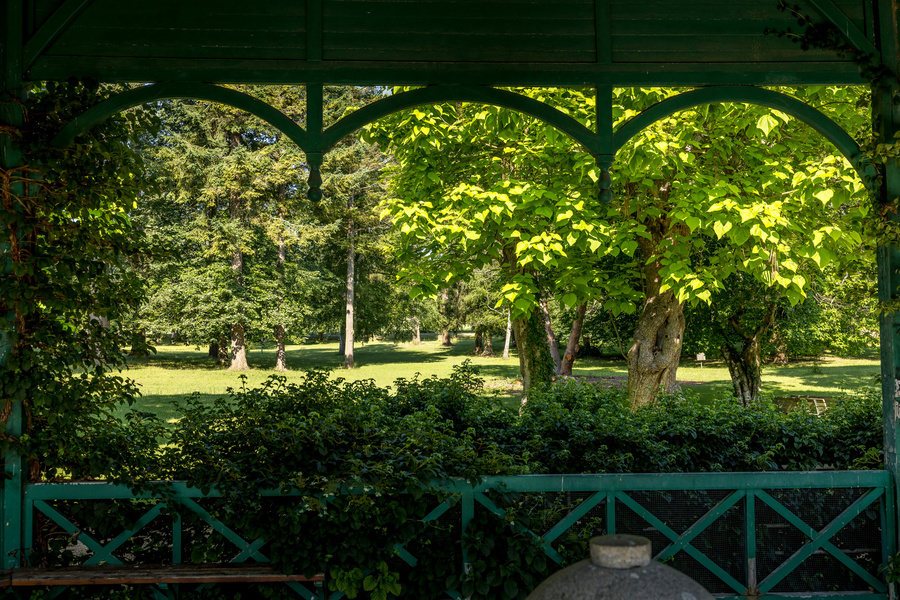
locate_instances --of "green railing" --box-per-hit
[17,470,897,599]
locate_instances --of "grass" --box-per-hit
[121,336,881,423]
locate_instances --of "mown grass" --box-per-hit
[120,336,880,423]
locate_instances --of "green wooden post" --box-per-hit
[876,0,900,548]
[0,0,25,570]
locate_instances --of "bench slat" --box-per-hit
[5,565,323,587]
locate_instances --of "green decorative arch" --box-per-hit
[50,82,308,150]
[612,86,869,179]
[322,85,600,154]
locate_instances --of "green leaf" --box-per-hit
[713,220,733,239]
[756,114,779,137]
[731,227,751,246]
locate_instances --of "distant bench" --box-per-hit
[1,564,324,588]
[775,395,836,416]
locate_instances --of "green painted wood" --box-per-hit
[746,491,757,595]
[179,497,267,561]
[322,85,597,155]
[614,491,747,593]
[393,543,418,567]
[806,0,878,56]
[22,0,93,68]
[613,86,867,182]
[422,498,454,523]
[12,0,872,87]
[542,491,605,543]
[172,511,182,564]
[50,82,308,151]
[874,0,900,558]
[84,503,166,566]
[756,488,886,593]
[605,491,615,534]
[473,492,565,565]
[596,0,611,64]
[33,499,124,565]
[24,56,867,87]
[231,538,267,564]
[652,490,745,562]
[308,0,322,62]
[24,470,893,501]
[1,0,25,570]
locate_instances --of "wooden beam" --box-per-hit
[806,0,879,56]
[22,0,94,70]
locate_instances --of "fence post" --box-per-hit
[0,0,25,570]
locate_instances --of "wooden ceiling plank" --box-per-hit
[26,55,865,87]
[806,0,878,55]
[22,0,93,69]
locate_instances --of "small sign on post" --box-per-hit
[696,352,706,368]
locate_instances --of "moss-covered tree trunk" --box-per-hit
[627,252,684,407]
[512,309,555,399]
[721,339,763,407]
[719,305,776,406]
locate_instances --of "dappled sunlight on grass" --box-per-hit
[122,340,881,422]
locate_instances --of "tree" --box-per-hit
[610,86,870,405]
[365,88,604,393]
[369,86,870,405]
[310,87,393,368]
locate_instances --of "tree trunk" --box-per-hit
[227,245,249,370]
[208,341,219,359]
[439,287,454,346]
[129,328,149,357]
[229,322,250,370]
[719,305,776,406]
[559,303,587,377]
[274,324,287,371]
[274,188,288,371]
[482,331,495,357]
[627,289,684,407]
[473,329,484,355]
[512,309,555,400]
[411,317,421,345]
[227,151,249,371]
[344,193,356,369]
[503,308,512,360]
[539,293,562,374]
[721,339,763,407]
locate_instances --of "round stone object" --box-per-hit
[526,535,715,600]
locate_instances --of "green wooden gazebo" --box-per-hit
[2,0,900,598]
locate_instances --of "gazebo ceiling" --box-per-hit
[14,0,882,86]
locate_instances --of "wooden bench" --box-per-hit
[1,564,324,588]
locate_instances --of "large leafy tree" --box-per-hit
[610,86,870,405]
[369,86,870,406]
[366,88,604,393]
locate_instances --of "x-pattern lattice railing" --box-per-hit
[20,470,896,599]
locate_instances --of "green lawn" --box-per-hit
[121,337,881,422]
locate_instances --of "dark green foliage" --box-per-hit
[519,379,882,473]
[24,362,885,599]
[0,80,164,481]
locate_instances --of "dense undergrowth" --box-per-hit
[78,361,882,487]
[25,363,884,600]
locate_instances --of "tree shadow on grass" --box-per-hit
[765,363,880,396]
